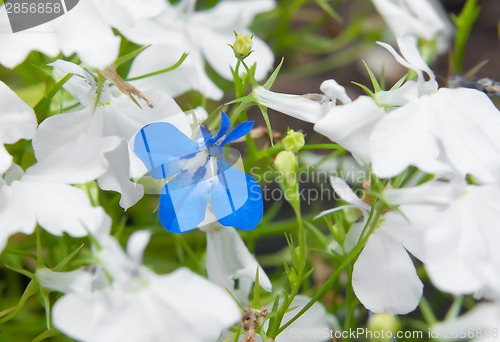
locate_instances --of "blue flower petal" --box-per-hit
[134,122,200,179]
[158,170,211,233]
[221,121,254,146]
[211,160,263,230]
[207,112,231,144]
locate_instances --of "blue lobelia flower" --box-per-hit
[133,112,263,233]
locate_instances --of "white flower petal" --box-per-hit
[21,179,106,237]
[315,96,385,165]
[126,230,152,266]
[129,45,224,100]
[330,176,370,211]
[254,86,324,123]
[434,303,500,342]
[206,226,272,302]
[28,133,121,184]
[320,79,352,104]
[97,141,144,209]
[0,181,37,252]
[51,1,121,69]
[37,268,96,294]
[353,229,423,314]
[370,95,439,178]
[424,185,500,295]
[0,81,37,152]
[274,295,334,342]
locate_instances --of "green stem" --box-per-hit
[277,198,385,335]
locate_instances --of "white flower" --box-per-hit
[434,302,500,342]
[320,177,424,314]
[371,0,453,53]
[38,228,241,342]
[32,61,193,209]
[0,0,166,69]
[382,179,500,297]
[0,81,37,175]
[0,162,108,253]
[198,208,271,303]
[314,96,384,166]
[266,296,336,342]
[254,79,351,123]
[122,0,276,100]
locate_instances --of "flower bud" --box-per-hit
[282,129,305,153]
[367,313,400,342]
[231,32,253,60]
[274,151,297,187]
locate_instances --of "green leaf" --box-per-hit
[252,268,261,309]
[54,244,85,271]
[352,81,375,98]
[257,104,274,146]
[33,73,73,115]
[361,60,382,92]
[390,74,408,90]
[314,0,342,22]
[32,328,60,342]
[452,0,481,73]
[126,52,188,81]
[114,44,151,67]
[263,58,284,90]
[0,280,39,323]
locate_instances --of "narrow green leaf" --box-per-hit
[252,268,261,309]
[0,280,39,323]
[264,58,284,90]
[54,244,85,271]
[390,74,408,90]
[314,0,342,22]
[257,104,274,146]
[351,81,375,98]
[361,60,382,92]
[33,73,73,115]
[114,44,151,67]
[452,0,481,73]
[32,328,60,342]
[126,53,189,81]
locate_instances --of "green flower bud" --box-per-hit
[231,32,253,60]
[367,313,401,342]
[282,129,305,153]
[274,151,297,187]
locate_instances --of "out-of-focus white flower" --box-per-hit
[32,61,193,209]
[199,208,272,303]
[0,81,37,175]
[0,0,166,69]
[253,79,351,123]
[0,162,108,253]
[434,302,500,342]
[266,296,336,342]
[122,0,276,100]
[371,0,453,53]
[320,177,424,314]
[38,227,241,342]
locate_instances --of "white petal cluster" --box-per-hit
[37,225,241,342]
[32,60,194,209]
[122,0,276,99]
[0,0,166,69]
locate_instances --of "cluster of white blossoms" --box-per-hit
[0,0,497,340]
[256,31,500,322]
